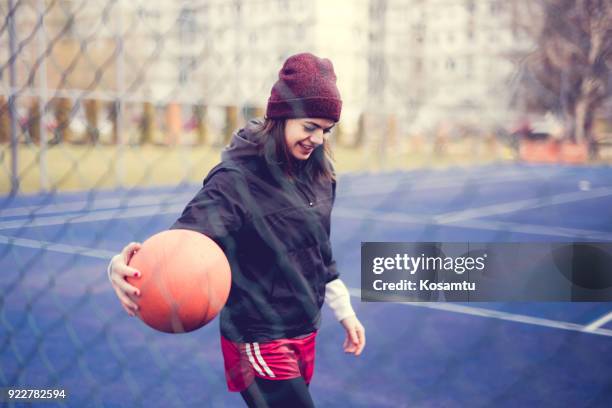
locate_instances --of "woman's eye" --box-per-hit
[304,126,316,132]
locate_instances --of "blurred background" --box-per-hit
[0,0,610,193]
[1,1,612,407]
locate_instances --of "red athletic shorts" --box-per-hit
[220,331,317,392]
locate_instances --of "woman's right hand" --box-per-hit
[108,242,142,317]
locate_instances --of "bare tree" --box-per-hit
[516,0,611,145]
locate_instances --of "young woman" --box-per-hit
[108,53,365,407]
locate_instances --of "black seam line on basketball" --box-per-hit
[202,258,212,329]
[160,238,184,333]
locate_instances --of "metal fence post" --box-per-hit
[37,0,49,192]
[8,0,19,194]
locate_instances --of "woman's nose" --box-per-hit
[309,130,324,145]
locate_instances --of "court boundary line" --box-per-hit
[347,288,612,338]
[333,207,612,240]
[3,171,610,239]
[1,234,610,338]
[2,165,611,338]
[0,192,194,218]
[447,219,612,241]
[0,234,115,259]
[0,204,186,230]
[340,169,541,198]
[3,204,610,240]
[583,311,612,332]
[434,186,612,223]
[0,166,553,216]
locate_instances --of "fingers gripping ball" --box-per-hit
[126,229,231,333]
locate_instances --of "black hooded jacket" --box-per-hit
[171,120,339,342]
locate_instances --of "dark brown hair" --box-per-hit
[252,118,336,183]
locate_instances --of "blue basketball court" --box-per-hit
[1,163,611,407]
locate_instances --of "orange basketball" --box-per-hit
[126,229,231,333]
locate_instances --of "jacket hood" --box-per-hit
[221,119,262,162]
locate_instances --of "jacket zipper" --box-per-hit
[294,180,314,207]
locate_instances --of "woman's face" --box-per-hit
[284,118,336,160]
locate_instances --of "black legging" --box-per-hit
[240,376,315,408]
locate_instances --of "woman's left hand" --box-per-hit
[341,315,366,356]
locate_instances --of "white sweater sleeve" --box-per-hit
[107,257,114,281]
[324,278,356,322]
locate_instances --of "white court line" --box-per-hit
[0,170,549,231]
[0,235,115,259]
[1,234,611,338]
[346,288,612,338]
[340,170,541,198]
[0,192,193,218]
[583,312,612,332]
[333,207,612,240]
[0,168,594,231]
[0,166,544,216]
[334,207,424,224]
[0,203,185,230]
[448,219,612,241]
[435,186,612,223]
[3,202,607,240]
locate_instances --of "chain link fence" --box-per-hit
[1,1,611,407]
[0,0,530,195]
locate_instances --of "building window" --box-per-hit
[466,26,474,41]
[296,23,305,41]
[465,0,476,14]
[178,57,196,85]
[178,8,198,43]
[446,58,456,71]
[414,59,422,73]
[465,55,474,78]
[490,1,500,15]
[412,23,424,43]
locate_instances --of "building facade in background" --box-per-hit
[177,0,530,136]
[415,0,531,131]
[4,0,532,142]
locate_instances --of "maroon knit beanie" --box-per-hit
[266,53,342,122]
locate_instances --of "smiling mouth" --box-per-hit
[298,142,314,152]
